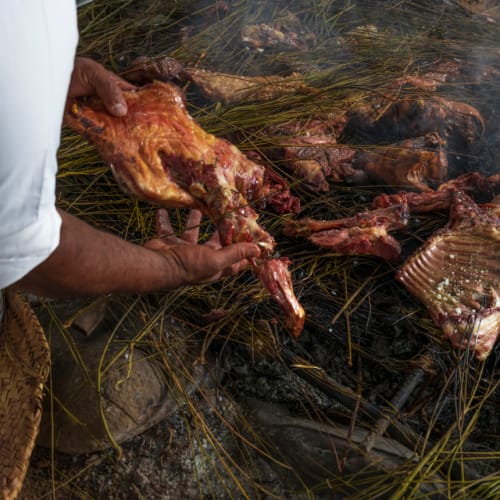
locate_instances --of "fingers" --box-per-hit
[182,209,202,243]
[156,209,174,238]
[148,210,260,285]
[156,208,202,243]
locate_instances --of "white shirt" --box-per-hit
[0,1,78,289]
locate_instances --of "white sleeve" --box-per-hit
[0,1,79,288]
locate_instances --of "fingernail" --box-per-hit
[112,102,127,116]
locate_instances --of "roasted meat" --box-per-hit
[240,12,317,51]
[482,195,500,218]
[260,133,446,193]
[258,117,353,192]
[121,56,185,85]
[182,68,318,105]
[397,191,500,360]
[283,204,409,263]
[351,133,448,191]
[389,57,500,92]
[347,95,485,148]
[250,123,445,193]
[373,189,455,214]
[308,226,402,263]
[393,59,464,92]
[373,172,500,213]
[281,139,357,191]
[65,81,305,337]
[122,56,318,105]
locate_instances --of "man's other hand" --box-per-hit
[145,209,261,287]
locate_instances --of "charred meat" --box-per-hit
[121,56,185,85]
[347,95,485,148]
[252,122,446,193]
[259,116,353,192]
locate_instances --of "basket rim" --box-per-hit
[0,289,50,500]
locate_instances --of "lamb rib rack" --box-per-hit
[396,191,500,360]
[65,81,305,337]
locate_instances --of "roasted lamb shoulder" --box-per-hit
[396,191,500,360]
[65,81,305,337]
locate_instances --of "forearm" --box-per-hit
[13,209,183,298]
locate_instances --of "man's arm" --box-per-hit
[14,209,260,298]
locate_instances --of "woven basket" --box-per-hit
[0,290,50,500]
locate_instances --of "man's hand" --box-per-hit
[68,57,135,116]
[145,209,260,286]
[14,209,260,299]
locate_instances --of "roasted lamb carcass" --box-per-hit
[265,112,451,191]
[283,204,409,263]
[122,56,319,105]
[65,81,305,337]
[246,123,445,193]
[229,108,454,195]
[397,191,500,360]
[181,68,319,105]
[225,86,448,191]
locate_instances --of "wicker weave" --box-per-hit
[0,290,50,500]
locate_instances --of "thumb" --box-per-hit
[99,77,129,117]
